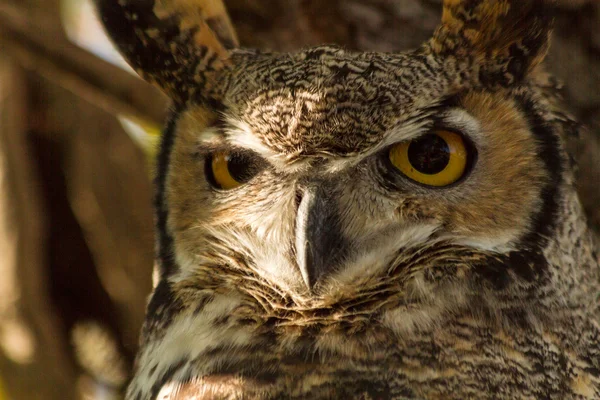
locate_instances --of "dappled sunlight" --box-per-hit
[0,321,35,365]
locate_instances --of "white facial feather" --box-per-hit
[331,223,440,288]
[134,294,252,397]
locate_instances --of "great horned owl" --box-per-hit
[94,0,600,398]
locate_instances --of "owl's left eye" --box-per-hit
[206,151,264,190]
[388,130,469,187]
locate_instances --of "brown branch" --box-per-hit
[0,58,80,400]
[0,2,169,126]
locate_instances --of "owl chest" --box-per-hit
[264,329,598,399]
[144,307,600,400]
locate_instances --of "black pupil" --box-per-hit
[227,153,256,183]
[407,134,450,175]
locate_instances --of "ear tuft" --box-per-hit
[93,0,238,104]
[431,0,555,87]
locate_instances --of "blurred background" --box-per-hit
[0,0,598,398]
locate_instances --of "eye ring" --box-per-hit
[388,130,471,187]
[206,150,264,190]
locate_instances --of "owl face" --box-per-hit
[167,49,557,306]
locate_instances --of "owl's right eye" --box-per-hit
[206,151,264,190]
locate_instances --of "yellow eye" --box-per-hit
[208,151,263,190]
[388,130,469,187]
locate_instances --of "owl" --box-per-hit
[94,0,600,398]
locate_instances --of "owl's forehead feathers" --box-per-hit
[217,47,447,158]
[95,0,554,157]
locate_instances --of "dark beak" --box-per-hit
[295,184,348,290]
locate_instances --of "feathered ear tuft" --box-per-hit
[430,0,555,87]
[93,0,238,104]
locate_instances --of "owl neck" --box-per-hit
[539,185,599,314]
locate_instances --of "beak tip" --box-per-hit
[299,257,318,291]
[301,272,314,291]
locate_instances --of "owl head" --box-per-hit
[94,0,575,313]
[95,0,596,396]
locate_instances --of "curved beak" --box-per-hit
[294,184,348,290]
